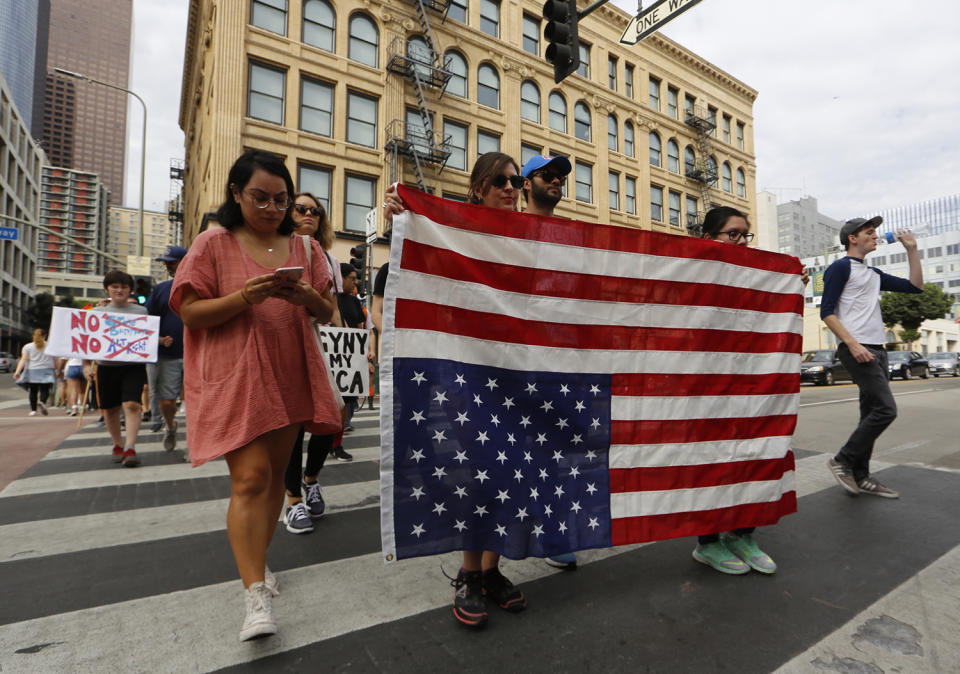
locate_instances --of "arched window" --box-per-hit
[574,101,591,141]
[348,14,378,67]
[649,132,661,167]
[685,145,696,174]
[303,0,335,52]
[722,162,732,192]
[520,80,540,123]
[444,51,467,98]
[549,91,566,132]
[623,121,634,157]
[477,64,500,109]
[708,155,718,181]
[667,139,679,173]
[607,114,618,151]
[407,36,433,80]
[736,168,746,197]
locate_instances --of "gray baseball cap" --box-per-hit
[839,216,882,246]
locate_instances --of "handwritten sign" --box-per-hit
[315,327,369,397]
[46,307,160,363]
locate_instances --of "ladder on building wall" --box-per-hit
[385,0,452,191]
[684,105,718,236]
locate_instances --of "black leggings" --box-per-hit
[698,527,755,545]
[284,428,335,495]
[28,383,51,411]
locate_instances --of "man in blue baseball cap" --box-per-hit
[520,155,572,218]
[145,245,188,453]
[519,155,579,571]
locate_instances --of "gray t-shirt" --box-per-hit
[92,302,149,366]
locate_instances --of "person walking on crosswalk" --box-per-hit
[171,150,342,641]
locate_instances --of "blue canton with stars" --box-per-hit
[392,358,612,560]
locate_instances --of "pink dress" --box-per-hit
[170,229,342,466]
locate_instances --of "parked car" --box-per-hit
[801,349,850,386]
[928,352,960,377]
[0,351,14,373]
[886,350,929,380]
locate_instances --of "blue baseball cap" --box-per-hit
[520,154,572,179]
[156,245,188,262]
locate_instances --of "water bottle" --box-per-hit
[878,224,929,244]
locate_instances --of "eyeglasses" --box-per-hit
[244,190,291,210]
[718,230,754,242]
[531,169,566,184]
[293,203,323,217]
[489,174,524,190]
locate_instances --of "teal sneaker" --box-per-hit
[692,541,750,575]
[721,533,777,574]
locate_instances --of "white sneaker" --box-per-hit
[264,566,280,596]
[239,582,277,641]
[29,411,38,417]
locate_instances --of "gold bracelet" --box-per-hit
[240,289,253,305]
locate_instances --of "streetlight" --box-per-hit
[53,67,147,257]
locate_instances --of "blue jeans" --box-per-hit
[835,344,897,481]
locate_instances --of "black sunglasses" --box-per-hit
[293,203,323,216]
[531,169,566,183]
[489,174,524,190]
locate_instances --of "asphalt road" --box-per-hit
[794,375,960,472]
[1,377,959,672]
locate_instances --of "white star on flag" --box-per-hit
[454,485,468,498]
[474,504,488,517]
[454,520,468,532]
[410,449,425,462]
[455,411,470,425]
[432,502,446,515]
[412,523,425,537]
[516,507,529,521]
[476,431,490,445]
[559,384,570,396]
[454,373,466,385]
[410,410,425,424]
[485,378,499,390]
[433,391,448,404]
[432,466,447,479]
[474,469,489,483]
[411,486,425,500]
[453,450,469,464]
[525,382,537,394]
[411,372,427,385]
[496,489,510,503]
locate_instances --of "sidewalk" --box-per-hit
[0,400,95,490]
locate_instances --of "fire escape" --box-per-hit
[385,0,452,191]
[684,105,717,236]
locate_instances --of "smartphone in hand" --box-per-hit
[274,266,304,284]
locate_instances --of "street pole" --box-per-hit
[54,68,147,257]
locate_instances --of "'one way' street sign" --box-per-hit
[0,226,18,241]
[620,0,705,45]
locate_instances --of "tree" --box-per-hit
[25,292,55,331]
[880,283,954,343]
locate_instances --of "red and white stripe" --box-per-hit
[382,186,802,553]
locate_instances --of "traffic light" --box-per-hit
[134,276,153,305]
[349,244,367,276]
[544,0,580,83]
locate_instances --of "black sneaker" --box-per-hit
[451,569,487,627]
[332,446,353,462]
[302,480,325,518]
[482,567,527,612]
[150,419,164,433]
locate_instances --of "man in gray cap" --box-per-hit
[820,216,922,499]
[145,245,187,452]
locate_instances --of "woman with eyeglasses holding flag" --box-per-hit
[691,206,807,576]
[170,150,342,641]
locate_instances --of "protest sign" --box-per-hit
[315,326,370,396]
[46,307,160,363]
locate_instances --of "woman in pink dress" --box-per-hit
[170,150,341,641]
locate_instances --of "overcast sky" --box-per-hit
[125,0,960,221]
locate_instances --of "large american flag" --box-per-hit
[380,186,802,563]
